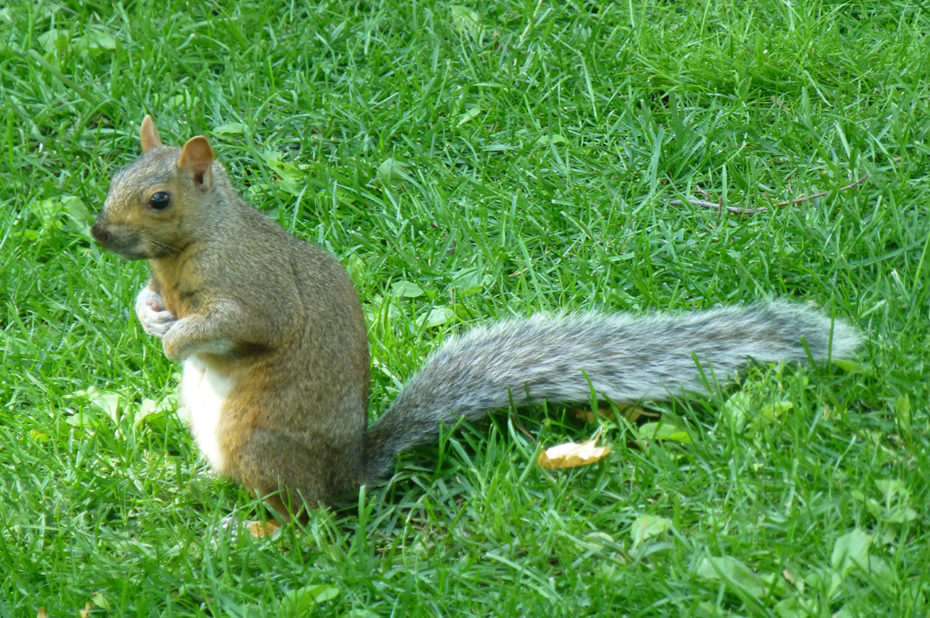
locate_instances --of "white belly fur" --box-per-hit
[180,356,235,473]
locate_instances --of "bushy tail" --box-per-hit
[363,301,861,481]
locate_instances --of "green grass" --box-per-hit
[2,0,929,615]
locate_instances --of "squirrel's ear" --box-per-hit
[140,115,163,152]
[178,136,214,187]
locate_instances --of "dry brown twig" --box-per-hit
[669,175,869,215]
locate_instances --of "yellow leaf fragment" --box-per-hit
[620,405,660,423]
[244,519,282,539]
[537,438,610,469]
[572,404,658,423]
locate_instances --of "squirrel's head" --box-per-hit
[91,115,218,260]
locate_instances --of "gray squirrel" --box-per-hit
[91,116,862,519]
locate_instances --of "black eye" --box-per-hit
[148,192,171,210]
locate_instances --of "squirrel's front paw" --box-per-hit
[135,287,176,338]
[162,327,189,361]
[164,330,236,361]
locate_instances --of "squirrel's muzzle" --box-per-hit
[90,221,111,246]
[90,215,148,260]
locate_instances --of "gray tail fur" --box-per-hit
[362,301,861,482]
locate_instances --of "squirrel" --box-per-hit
[91,116,863,519]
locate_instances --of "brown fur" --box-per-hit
[92,117,370,517]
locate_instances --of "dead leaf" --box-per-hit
[37,609,47,618]
[619,405,660,423]
[537,438,610,469]
[244,520,282,539]
[572,404,660,423]
[572,408,599,423]
[79,602,92,617]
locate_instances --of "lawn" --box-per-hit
[1,0,928,615]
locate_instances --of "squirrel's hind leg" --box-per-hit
[236,429,360,521]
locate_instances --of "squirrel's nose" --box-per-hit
[90,222,110,245]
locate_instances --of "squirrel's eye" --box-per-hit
[148,192,171,210]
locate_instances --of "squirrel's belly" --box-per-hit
[180,357,235,473]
